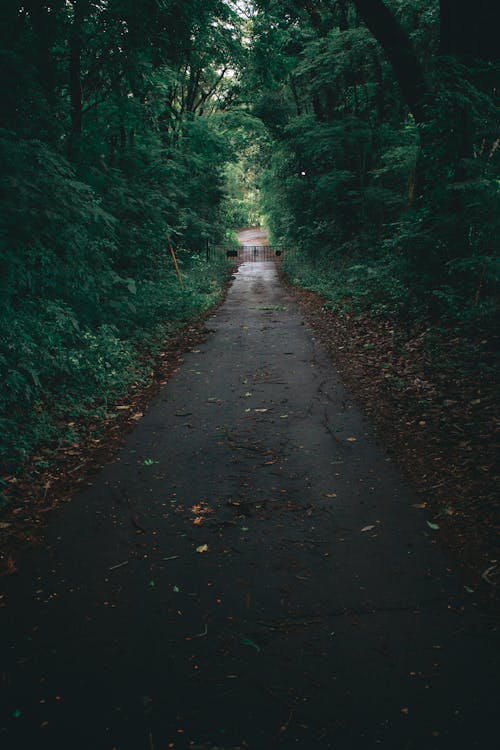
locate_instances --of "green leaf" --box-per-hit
[241,637,261,653]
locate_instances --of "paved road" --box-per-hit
[0,249,497,749]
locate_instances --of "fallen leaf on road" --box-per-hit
[196,544,209,553]
[191,503,211,516]
[143,458,155,466]
[4,555,17,575]
[427,521,440,530]
[361,525,375,533]
[325,493,337,498]
[481,564,497,585]
[193,517,203,526]
[255,408,268,413]
[187,624,208,639]
[241,637,261,653]
[347,437,357,442]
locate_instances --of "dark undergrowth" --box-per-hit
[0,241,230,481]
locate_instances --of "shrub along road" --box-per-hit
[0,252,497,749]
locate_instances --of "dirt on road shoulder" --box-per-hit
[282,276,499,599]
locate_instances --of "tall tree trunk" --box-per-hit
[351,0,434,205]
[26,1,58,107]
[69,0,89,153]
[338,0,349,32]
[0,1,25,49]
[351,0,428,123]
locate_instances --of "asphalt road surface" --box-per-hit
[1,234,497,749]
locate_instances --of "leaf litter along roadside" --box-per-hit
[0,275,235,576]
[281,276,499,600]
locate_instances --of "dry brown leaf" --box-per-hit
[191,503,211,516]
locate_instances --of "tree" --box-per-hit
[0,0,248,469]
[248,0,499,316]
[351,0,428,123]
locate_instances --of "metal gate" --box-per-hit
[208,244,286,263]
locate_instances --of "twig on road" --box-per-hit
[109,560,129,572]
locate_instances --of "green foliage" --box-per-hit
[2,0,499,473]
[248,0,499,329]
[0,1,241,472]
[284,249,410,318]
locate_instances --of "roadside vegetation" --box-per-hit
[0,1,248,476]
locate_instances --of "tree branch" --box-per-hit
[352,0,428,122]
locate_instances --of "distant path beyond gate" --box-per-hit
[237,226,269,245]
